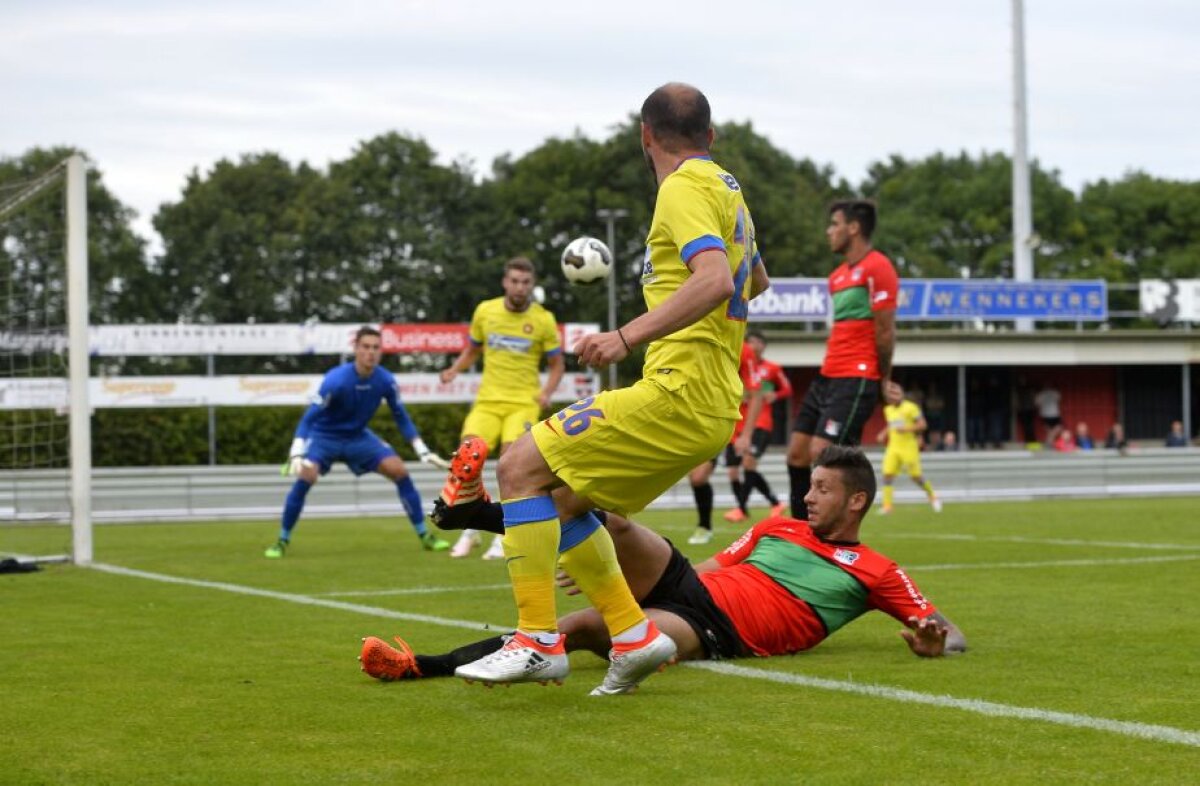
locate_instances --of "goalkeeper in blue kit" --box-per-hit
[266,326,451,557]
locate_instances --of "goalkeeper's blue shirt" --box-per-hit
[294,362,418,442]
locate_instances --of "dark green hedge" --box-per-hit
[2,405,472,467]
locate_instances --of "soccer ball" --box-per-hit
[560,236,613,286]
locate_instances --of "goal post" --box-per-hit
[66,154,92,565]
[0,154,91,565]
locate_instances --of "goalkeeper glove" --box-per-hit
[411,437,449,470]
[283,437,310,476]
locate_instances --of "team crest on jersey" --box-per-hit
[717,172,741,192]
[852,269,863,282]
[523,323,533,334]
[833,548,859,566]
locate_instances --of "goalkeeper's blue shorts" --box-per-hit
[306,429,397,476]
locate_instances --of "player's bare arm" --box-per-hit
[575,249,734,367]
[874,308,896,384]
[440,343,482,384]
[538,351,566,409]
[900,611,966,657]
[749,260,770,300]
[734,391,766,454]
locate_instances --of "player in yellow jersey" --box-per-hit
[876,382,941,515]
[441,83,771,694]
[437,256,565,559]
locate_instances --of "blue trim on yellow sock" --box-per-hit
[502,496,558,527]
[558,512,601,553]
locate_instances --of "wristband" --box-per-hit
[616,328,632,353]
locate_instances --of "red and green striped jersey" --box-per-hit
[820,250,898,379]
[700,516,936,656]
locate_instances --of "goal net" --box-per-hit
[0,155,91,564]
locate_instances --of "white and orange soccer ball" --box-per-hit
[560,236,613,286]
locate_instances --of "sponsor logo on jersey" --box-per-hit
[873,290,890,303]
[640,246,656,284]
[833,548,859,565]
[724,529,754,556]
[894,567,929,610]
[487,333,533,353]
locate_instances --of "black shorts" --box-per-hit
[641,542,745,660]
[792,374,880,446]
[723,428,771,466]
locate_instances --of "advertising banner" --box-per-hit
[0,372,600,410]
[79,322,600,356]
[1140,279,1200,322]
[748,278,1107,322]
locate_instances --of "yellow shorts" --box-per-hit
[462,400,542,452]
[531,377,736,517]
[882,446,922,477]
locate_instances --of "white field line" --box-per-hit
[317,555,1200,598]
[883,533,1200,551]
[314,583,513,598]
[685,661,1200,748]
[88,563,508,632]
[87,561,1198,749]
[907,554,1200,571]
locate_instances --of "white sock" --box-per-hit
[523,630,561,647]
[611,619,650,645]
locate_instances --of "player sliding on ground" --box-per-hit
[428,83,770,694]
[361,446,966,684]
[265,326,451,558]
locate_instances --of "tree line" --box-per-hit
[4,116,1200,352]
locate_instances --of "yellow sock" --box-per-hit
[923,480,936,500]
[501,497,561,633]
[558,526,645,637]
[882,485,894,508]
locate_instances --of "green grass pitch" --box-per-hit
[2,497,1198,784]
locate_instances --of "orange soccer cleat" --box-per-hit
[439,437,490,507]
[722,507,748,523]
[359,635,422,681]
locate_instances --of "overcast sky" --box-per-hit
[4,0,1197,245]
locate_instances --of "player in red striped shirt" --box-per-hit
[359,446,965,683]
[787,200,898,518]
[723,330,792,522]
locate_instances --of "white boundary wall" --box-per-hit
[4,449,1199,525]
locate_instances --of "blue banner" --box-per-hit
[748,278,1107,322]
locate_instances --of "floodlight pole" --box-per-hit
[1012,0,1035,333]
[596,208,629,389]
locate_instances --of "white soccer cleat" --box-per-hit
[481,535,506,561]
[590,622,677,696]
[455,631,569,686]
[450,530,481,558]
[686,528,713,545]
[931,498,943,513]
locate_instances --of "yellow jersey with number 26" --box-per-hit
[640,155,761,419]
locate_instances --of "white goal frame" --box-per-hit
[66,154,92,564]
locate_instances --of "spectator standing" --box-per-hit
[1034,383,1063,447]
